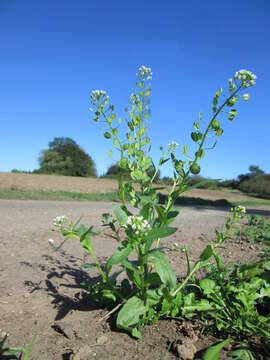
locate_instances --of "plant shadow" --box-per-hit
[24,253,106,321]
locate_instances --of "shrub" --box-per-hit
[239,174,270,199]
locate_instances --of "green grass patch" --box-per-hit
[0,187,270,209]
[0,187,120,202]
[231,199,270,208]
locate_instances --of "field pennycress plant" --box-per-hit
[53,66,257,339]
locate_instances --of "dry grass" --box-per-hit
[0,173,118,193]
[1,172,269,207]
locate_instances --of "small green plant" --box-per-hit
[54,66,256,338]
[241,214,270,244]
[0,333,36,360]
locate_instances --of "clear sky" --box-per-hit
[0,0,269,179]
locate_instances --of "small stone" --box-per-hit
[176,338,197,360]
[73,346,93,360]
[96,334,108,345]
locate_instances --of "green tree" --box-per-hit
[38,137,97,177]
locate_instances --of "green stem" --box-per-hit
[101,110,125,207]
[171,262,200,297]
[165,85,243,214]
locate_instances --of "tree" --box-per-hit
[38,137,97,177]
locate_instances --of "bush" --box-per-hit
[220,179,239,189]
[187,175,220,189]
[239,174,270,199]
[11,169,31,174]
[37,137,97,177]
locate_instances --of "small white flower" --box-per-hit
[168,141,179,151]
[48,238,55,244]
[243,93,250,101]
[53,215,67,227]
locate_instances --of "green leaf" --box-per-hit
[7,347,25,355]
[113,205,128,226]
[105,241,133,274]
[23,335,36,360]
[229,345,254,360]
[145,289,161,307]
[183,144,188,156]
[116,296,145,336]
[160,157,170,166]
[263,261,270,271]
[200,244,213,262]
[131,328,141,339]
[144,272,162,287]
[167,209,180,224]
[144,226,177,253]
[102,289,117,302]
[154,205,166,222]
[203,339,231,360]
[149,251,176,288]
[122,259,142,288]
[182,298,212,314]
[200,278,216,294]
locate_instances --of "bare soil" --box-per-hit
[0,200,267,359]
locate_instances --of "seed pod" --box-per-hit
[104,132,111,139]
[191,132,202,142]
[190,163,201,175]
[211,119,220,131]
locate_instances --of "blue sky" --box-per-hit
[0,0,269,179]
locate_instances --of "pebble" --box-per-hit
[176,339,197,360]
[73,346,93,360]
[96,334,108,345]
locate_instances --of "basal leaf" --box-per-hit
[116,296,145,336]
[200,278,216,294]
[203,339,231,360]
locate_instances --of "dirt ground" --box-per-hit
[0,200,269,359]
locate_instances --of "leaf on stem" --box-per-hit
[148,250,176,288]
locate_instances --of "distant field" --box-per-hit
[1,172,270,208]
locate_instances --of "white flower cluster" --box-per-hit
[53,215,67,228]
[234,70,256,87]
[231,205,246,216]
[90,90,108,104]
[130,92,140,104]
[168,141,179,151]
[139,65,152,81]
[123,215,151,236]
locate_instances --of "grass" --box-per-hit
[1,186,270,209]
[0,187,120,202]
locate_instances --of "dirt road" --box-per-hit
[0,200,263,359]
